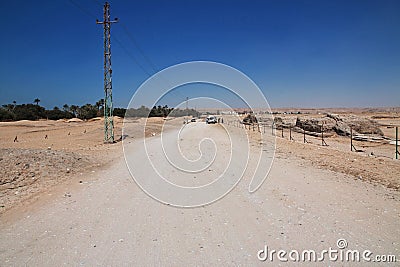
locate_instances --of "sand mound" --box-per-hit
[67,118,83,123]
[88,117,103,122]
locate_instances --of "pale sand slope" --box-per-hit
[0,117,180,213]
[0,122,399,266]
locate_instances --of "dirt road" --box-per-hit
[1,122,399,266]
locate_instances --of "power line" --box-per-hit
[68,0,153,77]
[68,1,188,107]
[120,23,159,73]
[112,36,153,77]
[68,0,97,18]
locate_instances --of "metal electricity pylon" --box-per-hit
[96,2,118,143]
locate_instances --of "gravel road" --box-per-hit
[1,122,399,266]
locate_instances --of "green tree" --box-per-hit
[95,99,104,116]
[77,104,97,120]
[62,104,69,112]
[70,105,79,117]
[14,104,46,120]
[34,98,40,106]
[0,107,16,121]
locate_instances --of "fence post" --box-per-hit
[351,127,353,151]
[321,124,328,146]
[281,127,284,138]
[321,125,323,146]
[272,122,274,136]
[303,127,306,143]
[396,126,399,159]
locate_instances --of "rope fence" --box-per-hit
[222,116,399,160]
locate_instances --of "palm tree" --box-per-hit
[95,99,105,116]
[96,99,104,110]
[3,104,13,112]
[34,98,40,106]
[62,104,69,112]
[70,105,78,117]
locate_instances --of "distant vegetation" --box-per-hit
[0,99,199,121]
[124,105,199,118]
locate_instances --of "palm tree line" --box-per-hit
[1,98,199,121]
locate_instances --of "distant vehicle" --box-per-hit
[206,116,217,124]
[191,118,196,122]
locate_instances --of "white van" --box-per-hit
[206,116,217,124]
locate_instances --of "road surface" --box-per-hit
[1,122,399,266]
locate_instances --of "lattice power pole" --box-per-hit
[96,2,118,143]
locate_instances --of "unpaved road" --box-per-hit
[1,122,399,266]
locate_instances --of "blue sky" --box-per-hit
[1,0,399,109]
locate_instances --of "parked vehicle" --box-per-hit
[206,116,217,124]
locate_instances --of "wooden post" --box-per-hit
[396,126,399,159]
[281,127,284,138]
[272,122,274,136]
[321,125,323,146]
[320,125,328,146]
[303,127,306,143]
[351,127,353,151]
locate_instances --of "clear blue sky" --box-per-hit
[1,0,399,109]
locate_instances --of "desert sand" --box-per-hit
[0,110,399,265]
[0,117,173,213]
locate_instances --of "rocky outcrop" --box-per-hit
[295,114,383,136]
[242,114,258,124]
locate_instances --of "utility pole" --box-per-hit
[96,2,118,143]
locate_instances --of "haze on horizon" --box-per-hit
[1,0,399,110]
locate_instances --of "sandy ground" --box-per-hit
[226,111,400,190]
[0,117,175,213]
[0,114,399,265]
